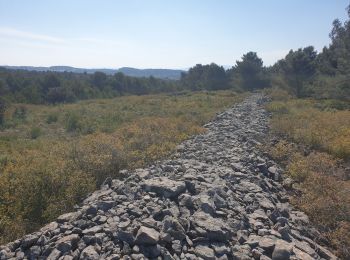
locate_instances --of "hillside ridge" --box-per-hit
[1,66,184,80]
[0,94,337,260]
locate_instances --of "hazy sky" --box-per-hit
[0,0,348,69]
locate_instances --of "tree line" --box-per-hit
[1,4,349,109]
[0,69,179,105]
[182,4,350,101]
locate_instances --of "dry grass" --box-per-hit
[0,90,243,243]
[266,99,350,160]
[266,89,350,259]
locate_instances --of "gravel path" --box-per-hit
[0,93,337,260]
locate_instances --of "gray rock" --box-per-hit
[56,234,80,253]
[171,240,182,254]
[130,253,145,260]
[163,165,175,172]
[80,245,100,259]
[97,200,115,211]
[245,234,260,248]
[21,234,39,248]
[57,212,81,223]
[47,248,62,260]
[162,216,186,240]
[0,249,11,260]
[293,247,314,260]
[213,193,227,209]
[294,240,317,258]
[135,226,160,245]
[271,240,292,260]
[41,221,59,233]
[278,226,292,242]
[116,228,135,245]
[212,243,230,255]
[252,248,263,259]
[192,211,231,241]
[179,194,195,209]
[237,230,248,244]
[282,178,293,189]
[163,249,175,260]
[82,225,103,235]
[139,244,161,258]
[258,237,275,252]
[194,245,215,260]
[142,177,186,199]
[316,244,338,260]
[85,205,98,216]
[28,245,41,259]
[196,195,216,215]
[237,181,262,193]
[231,244,252,260]
[259,198,275,210]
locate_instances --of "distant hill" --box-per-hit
[117,67,184,80]
[2,65,185,80]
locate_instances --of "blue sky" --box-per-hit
[0,0,348,69]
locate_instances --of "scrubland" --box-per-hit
[0,91,243,243]
[265,89,350,259]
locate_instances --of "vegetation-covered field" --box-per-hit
[0,90,243,243]
[265,89,350,259]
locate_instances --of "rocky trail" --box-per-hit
[0,94,337,260]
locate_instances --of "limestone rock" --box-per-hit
[194,245,215,260]
[135,226,160,245]
[80,245,100,260]
[142,177,186,199]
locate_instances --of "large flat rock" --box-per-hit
[142,177,186,199]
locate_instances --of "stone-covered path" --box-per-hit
[0,94,337,259]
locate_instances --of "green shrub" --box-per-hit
[317,100,350,111]
[30,127,42,139]
[264,87,293,101]
[65,112,81,132]
[46,113,58,124]
[0,98,6,126]
[266,102,289,114]
[0,155,9,169]
[12,106,27,120]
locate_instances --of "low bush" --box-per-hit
[264,87,293,101]
[65,112,81,132]
[29,126,42,139]
[0,98,5,126]
[287,152,339,182]
[268,140,297,166]
[46,113,58,124]
[12,106,27,120]
[71,133,126,186]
